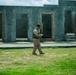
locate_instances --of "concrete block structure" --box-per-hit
[0,0,76,42]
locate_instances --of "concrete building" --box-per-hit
[0,0,76,42]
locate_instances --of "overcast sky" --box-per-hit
[0,0,58,6]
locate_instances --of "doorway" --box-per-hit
[65,10,74,34]
[16,14,28,41]
[40,12,54,41]
[65,10,76,41]
[0,13,2,41]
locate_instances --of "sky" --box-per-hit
[0,0,58,6]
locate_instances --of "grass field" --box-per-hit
[0,48,76,75]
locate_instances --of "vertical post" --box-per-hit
[71,11,75,34]
[75,11,76,35]
[52,12,54,40]
[28,9,33,41]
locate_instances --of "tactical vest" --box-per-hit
[33,29,40,39]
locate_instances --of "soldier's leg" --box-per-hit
[37,40,44,54]
[32,39,38,54]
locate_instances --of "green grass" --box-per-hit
[0,48,76,75]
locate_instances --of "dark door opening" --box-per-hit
[0,13,2,41]
[42,14,52,38]
[16,14,28,41]
[65,10,74,34]
[65,10,76,41]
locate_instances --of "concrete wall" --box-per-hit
[0,5,59,42]
[59,0,76,40]
[3,7,16,42]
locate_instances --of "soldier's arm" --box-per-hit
[33,30,42,38]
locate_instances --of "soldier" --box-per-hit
[32,24,45,55]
